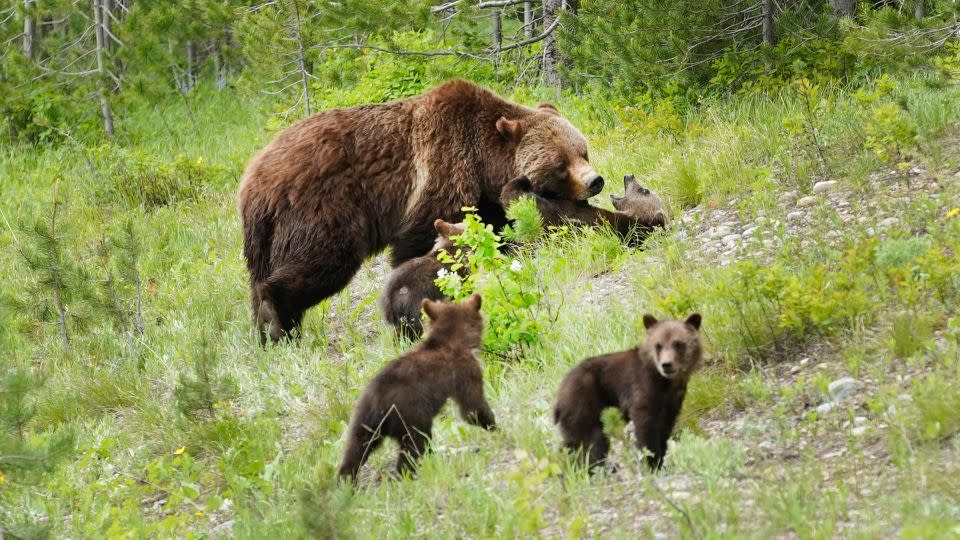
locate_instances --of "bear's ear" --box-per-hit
[537,103,560,116]
[422,299,441,321]
[642,314,658,330]
[685,313,702,330]
[623,174,638,191]
[496,117,523,141]
[467,292,482,311]
[610,194,624,210]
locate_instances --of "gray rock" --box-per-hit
[816,402,837,414]
[797,195,818,208]
[721,233,742,246]
[787,211,805,221]
[713,225,733,238]
[828,377,860,401]
[854,416,868,426]
[813,180,838,194]
[742,226,758,237]
[779,191,798,204]
[852,426,868,437]
[879,217,899,228]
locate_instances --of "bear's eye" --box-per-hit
[673,341,686,354]
[655,343,663,353]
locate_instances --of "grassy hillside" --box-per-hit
[2,74,960,538]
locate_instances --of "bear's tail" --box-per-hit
[241,197,275,285]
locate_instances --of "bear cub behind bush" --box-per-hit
[379,219,466,340]
[339,293,496,480]
[554,313,703,472]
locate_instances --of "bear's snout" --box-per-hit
[587,175,605,196]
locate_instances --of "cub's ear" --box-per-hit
[467,292,482,311]
[537,103,560,116]
[623,174,638,191]
[434,219,458,237]
[685,313,702,330]
[642,314,658,330]
[496,117,523,141]
[511,175,533,192]
[422,299,441,321]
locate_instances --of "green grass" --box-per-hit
[2,74,960,538]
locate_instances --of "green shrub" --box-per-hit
[436,208,547,354]
[87,145,226,208]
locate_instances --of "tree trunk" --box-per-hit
[542,0,566,88]
[186,40,197,91]
[914,0,925,19]
[213,42,227,90]
[762,0,777,46]
[492,9,502,50]
[93,0,114,136]
[524,2,534,39]
[102,0,112,50]
[829,0,857,17]
[23,0,36,59]
[291,0,311,118]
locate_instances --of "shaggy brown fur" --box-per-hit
[239,79,603,343]
[338,293,496,480]
[379,219,466,340]
[500,174,667,244]
[553,313,703,472]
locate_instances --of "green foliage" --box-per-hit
[87,145,226,208]
[887,311,933,358]
[501,196,544,244]
[174,329,238,419]
[0,368,74,475]
[435,208,546,354]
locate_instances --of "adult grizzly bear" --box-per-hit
[239,79,604,343]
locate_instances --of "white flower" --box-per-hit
[437,268,450,279]
[510,259,522,273]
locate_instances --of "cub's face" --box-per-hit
[497,105,603,201]
[641,313,703,379]
[611,174,668,225]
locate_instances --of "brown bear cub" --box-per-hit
[379,219,466,340]
[339,293,496,480]
[500,174,667,244]
[554,313,702,472]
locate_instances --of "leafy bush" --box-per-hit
[87,145,226,208]
[435,208,546,354]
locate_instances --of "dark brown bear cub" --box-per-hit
[339,293,496,480]
[554,313,702,472]
[500,174,667,244]
[379,219,466,340]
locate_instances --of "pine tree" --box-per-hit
[15,191,92,353]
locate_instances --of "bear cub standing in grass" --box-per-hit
[379,219,466,340]
[554,313,702,472]
[339,293,496,480]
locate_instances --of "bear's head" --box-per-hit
[422,293,484,347]
[497,104,603,201]
[641,313,703,380]
[431,218,466,253]
[610,174,668,227]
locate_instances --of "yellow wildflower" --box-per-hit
[946,207,959,219]
[174,446,186,455]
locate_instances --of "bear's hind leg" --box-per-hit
[259,251,364,342]
[395,427,431,477]
[338,424,385,481]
